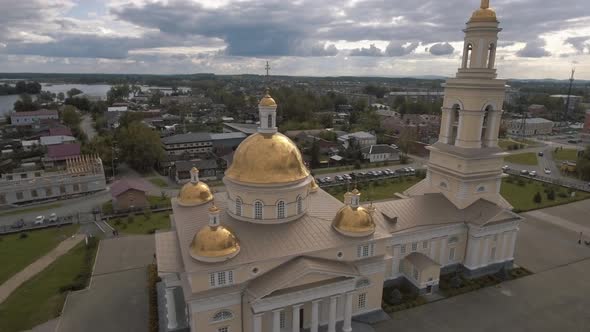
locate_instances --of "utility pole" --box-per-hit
[265,61,271,77]
[563,68,575,123]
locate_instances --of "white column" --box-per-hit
[328,296,338,332]
[253,313,263,332]
[272,309,282,332]
[507,230,517,260]
[500,231,510,260]
[292,304,302,332]
[342,292,353,332]
[311,300,321,332]
[480,236,490,267]
[164,288,178,329]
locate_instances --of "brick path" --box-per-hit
[0,234,84,303]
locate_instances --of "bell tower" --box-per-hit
[408,0,508,209]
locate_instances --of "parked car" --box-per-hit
[335,175,344,181]
[408,167,416,173]
[323,176,332,182]
[49,213,58,222]
[538,151,544,157]
[34,215,45,225]
[544,168,551,175]
[520,170,529,175]
[501,165,510,172]
[529,171,537,177]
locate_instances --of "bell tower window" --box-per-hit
[450,104,461,145]
[254,201,263,220]
[487,43,496,69]
[463,44,473,68]
[267,114,272,128]
[481,106,491,146]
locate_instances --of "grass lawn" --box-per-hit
[553,148,580,161]
[0,202,63,217]
[0,239,98,332]
[148,177,168,188]
[108,211,171,235]
[504,152,538,166]
[324,176,422,202]
[102,195,171,214]
[0,224,78,286]
[500,177,590,212]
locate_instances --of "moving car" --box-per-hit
[544,168,551,175]
[49,213,58,222]
[529,171,537,177]
[34,215,45,225]
[520,170,529,175]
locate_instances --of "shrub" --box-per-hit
[114,219,122,226]
[557,191,568,198]
[388,289,403,305]
[147,228,157,234]
[517,179,525,186]
[127,214,135,224]
[144,209,152,220]
[19,232,28,239]
[547,189,555,201]
[450,275,463,289]
[533,191,542,204]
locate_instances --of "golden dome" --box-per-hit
[178,181,213,206]
[470,0,497,22]
[225,132,310,184]
[259,92,277,107]
[310,178,319,193]
[189,225,240,262]
[332,205,376,237]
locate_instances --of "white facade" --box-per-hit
[10,110,58,126]
[504,118,554,136]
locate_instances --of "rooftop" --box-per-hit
[223,123,259,135]
[11,109,58,117]
[46,143,81,160]
[110,178,150,197]
[161,132,211,145]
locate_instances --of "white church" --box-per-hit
[155,1,522,331]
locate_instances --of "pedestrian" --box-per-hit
[579,231,583,245]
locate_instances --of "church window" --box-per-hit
[477,185,486,193]
[209,271,234,288]
[279,311,286,329]
[487,43,496,69]
[440,181,448,189]
[254,201,263,219]
[212,310,233,322]
[422,240,428,249]
[218,327,229,332]
[296,196,303,214]
[267,114,273,128]
[400,244,406,254]
[412,266,419,281]
[490,247,496,261]
[449,247,456,261]
[235,198,242,216]
[357,243,375,258]
[277,200,286,219]
[464,43,473,68]
[358,293,367,309]
[411,242,418,252]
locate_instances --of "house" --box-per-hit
[48,126,73,137]
[43,143,81,168]
[11,110,59,126]
[161,132,214,158]
[338,131,377,149]
[108,106,128,112]
[110,178,150,211]
[21,140,39,152]
[361,144,400,163]
[40,135,76,146]
[172,159,218,183]
[223,122,259,135]
[504,117,554,136]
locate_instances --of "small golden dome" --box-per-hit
[310,178,319,193]
[225,132,310,184]
[470,0,497,22]
[332,205,376,237]
[189,225,240,262]
[178,181,213,206]
[259,92,277,107]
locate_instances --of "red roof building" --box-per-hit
[46,143,81,161]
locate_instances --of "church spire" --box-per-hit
[258,88,278,134]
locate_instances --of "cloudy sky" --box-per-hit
[0,0,589,79]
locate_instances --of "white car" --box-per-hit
[34,215,45,225]
[529,171,537,177]
[49,213,58,222]
[544,168,551,175]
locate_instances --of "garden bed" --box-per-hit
[439,267,531,298]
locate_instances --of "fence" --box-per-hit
[504,169,590,193]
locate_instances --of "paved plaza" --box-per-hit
[57,235,155,332]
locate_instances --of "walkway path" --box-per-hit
[0,234,84,304]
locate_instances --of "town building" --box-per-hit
[581,110,590,144]
[0,155,106,206]
[338,131,377,149]
[360,144,400,163]
[155,3,521,332]
[387,91,445,104]
[161,132,247,158]
[10,110,59,126]
[504,117,554,136]
[43,143,81,168]
[110,178,150,211]
[172,160,219,183]
[40,135,76,146]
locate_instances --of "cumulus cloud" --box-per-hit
[385,42,419,56]
[565,36,590,53]
[516,38,551,58]
[429,42,454,56]
[350,44,383,57]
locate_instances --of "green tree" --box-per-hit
[57,92,65,101]
[61,105,81,128]
[13,94,39,112]
[107,84,130,104]
[83,134,115,170]
[66,88,83,98]
[310,138,320,168]
[116,122,164,172]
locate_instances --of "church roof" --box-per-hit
[171,190,391,273]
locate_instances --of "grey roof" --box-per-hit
[156,230,184,274]
[161,132,211,145]
[223,123,258,134]
[404,252,440,270]
[339,131,375,140]
[170,189,391,273]
[373,193,521,233]
[361,144,398,155]
[210,132,247,140]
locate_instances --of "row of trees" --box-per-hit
[0,81,42,96]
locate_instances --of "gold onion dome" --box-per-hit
[225,133,310,184]
[189,203,240,262]
[332,205,376,237]
[259,90,277,107]
[470,0,497,22]
[310,178,319,192]
[178,167,213,206]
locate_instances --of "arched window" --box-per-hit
[212,310,233,322]
[267,114,272,128]
[296,196,303,214]
[476,185,486,193]
[439,181,448,189]
[450,104,461,145]
[481,105,492,146]
[277,200,285,219]
[235,197,242,216]
[463,43,473,68]
[487,43,496,69]
[254,201,263,220]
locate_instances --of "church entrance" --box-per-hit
[426,285,433,294]
[299,307,304,330]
